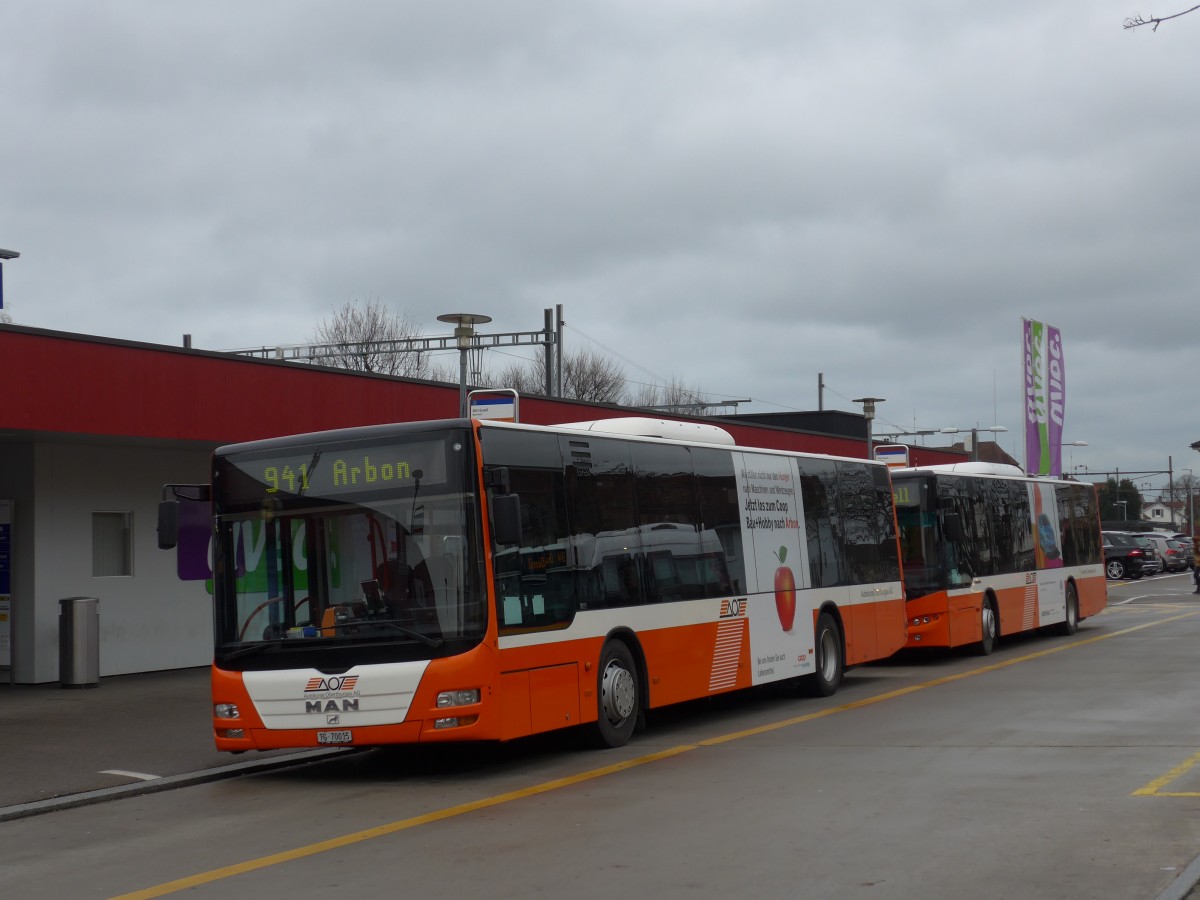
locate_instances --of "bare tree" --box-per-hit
[490,358,548,396]
[485,348,628,403]
[1125,5,1200,29]
[308,299,438,378]
[0,310,12,325]
[561,348,628,403]
[630,376,710,413]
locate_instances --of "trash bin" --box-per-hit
[59,597,99,688]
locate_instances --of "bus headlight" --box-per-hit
[214,703,240,719]
[436,689,480,708]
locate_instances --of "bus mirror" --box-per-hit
[942,512,965,542]
[491,493,522,546]
[484,466,512,494]
[158,499,180,549]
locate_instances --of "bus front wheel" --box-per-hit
[592,640,639,748]
[802,611,843,697]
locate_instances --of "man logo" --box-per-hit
[307,699,359,714]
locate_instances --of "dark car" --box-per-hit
[1173,536,1196,569]
[1129,534,1164,575]
[1102,531,1151,579]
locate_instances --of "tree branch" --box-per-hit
[1125,5,1200,30]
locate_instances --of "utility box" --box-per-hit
[59,597,99,688]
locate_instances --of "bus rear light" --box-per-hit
[436,689,480,708]
[214,703,240,719]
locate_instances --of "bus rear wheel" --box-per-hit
[974,599,997,656]
[802,611,843,697]
[592,640,639,748]
[1056,584,1079,636]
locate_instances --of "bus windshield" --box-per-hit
[210,427,485,668]
[894,474,973,599]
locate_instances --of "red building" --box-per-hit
[0,324,965,683]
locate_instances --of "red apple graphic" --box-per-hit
[774,546,796,632]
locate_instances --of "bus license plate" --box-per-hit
[317,730,352,745]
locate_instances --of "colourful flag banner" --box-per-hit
[1023,319,1065,476]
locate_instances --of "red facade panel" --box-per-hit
[0,325,967,465]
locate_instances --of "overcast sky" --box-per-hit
[2,2,1198,494]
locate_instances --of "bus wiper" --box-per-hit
[222,641,283,661]
[368,619,444,648]
[299,449,322,496]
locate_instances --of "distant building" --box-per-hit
[1142,499,1184,529]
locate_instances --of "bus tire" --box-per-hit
[802,611,843,697]
[592,640,639,748]
[974,598,998,656]
[1056,584,1079,636]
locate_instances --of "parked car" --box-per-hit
[1171,534,1196,568]
[1171,539,1195,570]
[1101,531,1151,579]
[1128,534,1164,575]
[1141,533,1189,573]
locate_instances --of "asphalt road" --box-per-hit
[4,571,1200,900]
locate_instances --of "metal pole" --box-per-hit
[543,308,553,396]
[458,341,468,417]
[555,304,564,398]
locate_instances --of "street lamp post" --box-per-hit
[1061,440,1088,476]
[437,313,492,418]
[941,425,1008,463]
[852,397,885,460]
[1183,468,1195,541]
[0,247,19,312]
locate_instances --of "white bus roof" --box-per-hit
[554,417,737,445]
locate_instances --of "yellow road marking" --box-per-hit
[1133,749,1200,797]
[111,608,1198,899]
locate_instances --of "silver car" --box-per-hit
[1140,533,1188,573]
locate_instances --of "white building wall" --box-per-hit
[30,441,213,682]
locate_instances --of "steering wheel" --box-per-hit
[237,595,312,642]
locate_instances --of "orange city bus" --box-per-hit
[160,416,910,751]
[891,462,1107,654]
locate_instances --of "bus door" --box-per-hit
[1032,482,1067,627]
[940,508,985,644]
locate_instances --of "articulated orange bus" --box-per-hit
[161,417,910,751]
[891,463,1106,654]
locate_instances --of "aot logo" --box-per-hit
[719,598,748,619]
[304,675,358,693]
